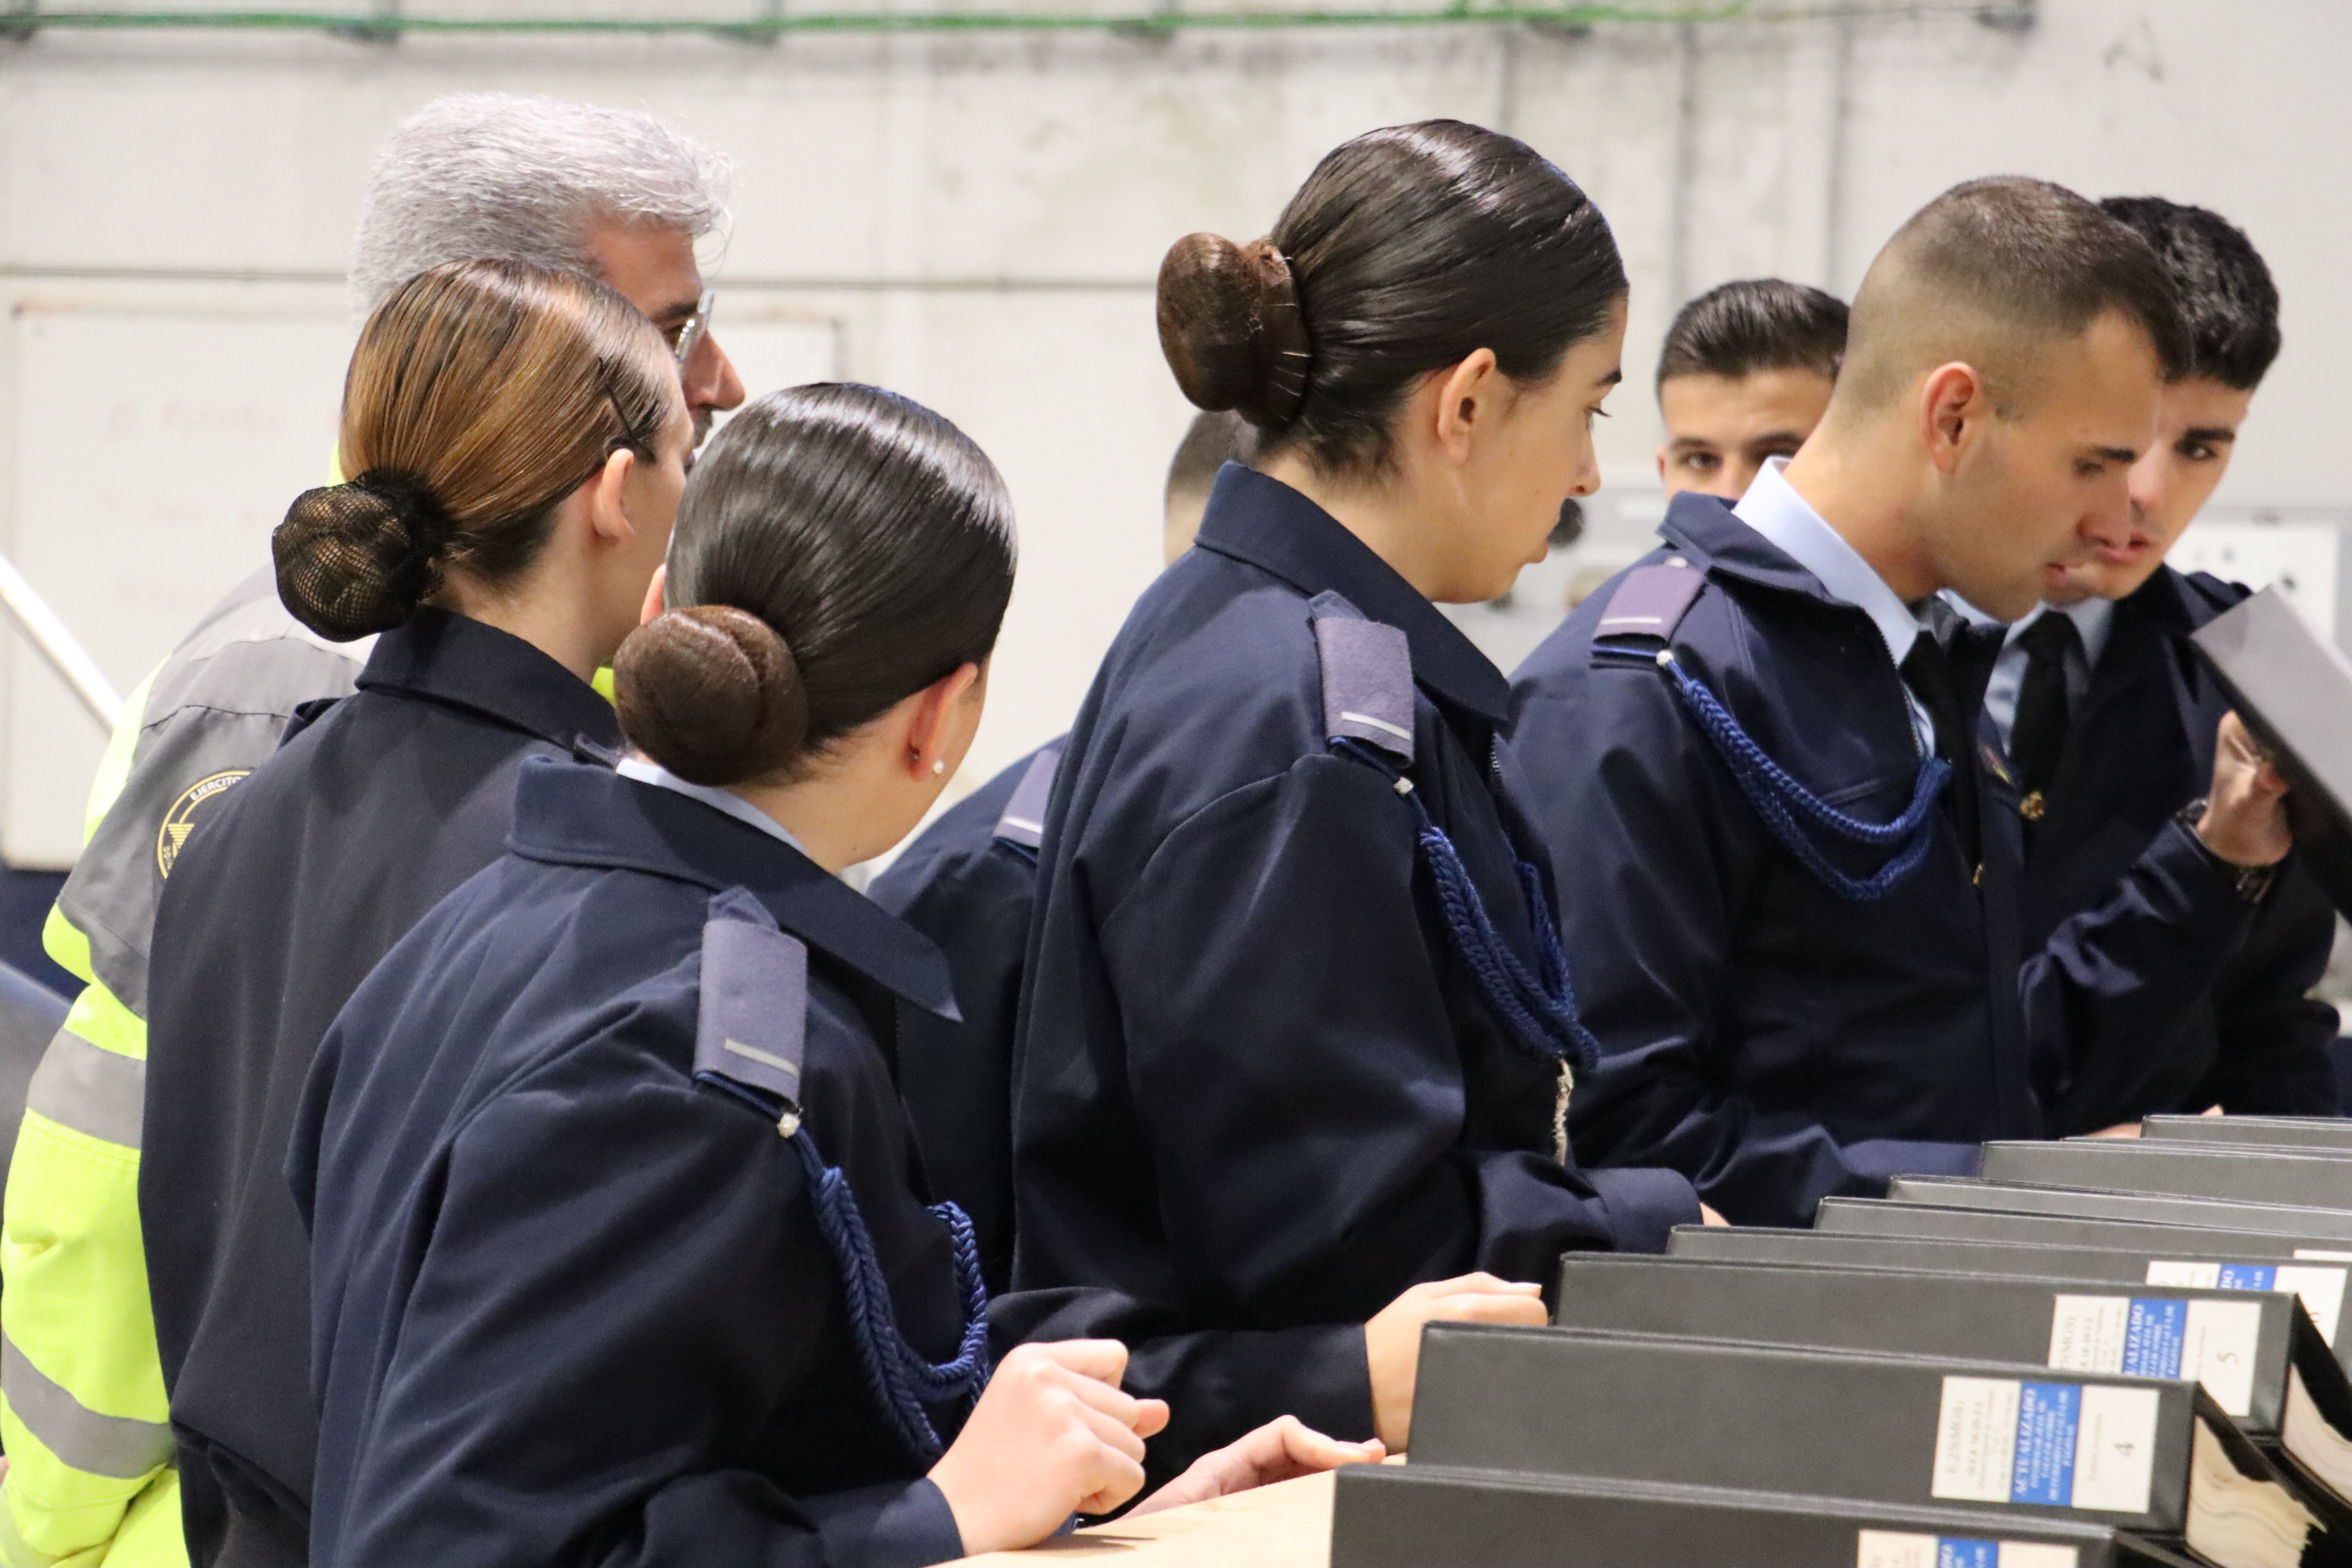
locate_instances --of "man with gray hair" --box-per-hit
[0,93,740,1568]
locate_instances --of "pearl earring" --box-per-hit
[931,760,946,777]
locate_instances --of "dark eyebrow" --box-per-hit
[2182,426,2238,445]
[2091,445,2140,465]
[1668,436,1722,453]
[1742,430,1810,451]
[651,298,701,327]
[1594,368,1624,390]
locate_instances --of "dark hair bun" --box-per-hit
[614,604,809,788]
[1157,232,1311,430]
[272,470,450,641]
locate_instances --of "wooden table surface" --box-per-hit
[947,1468,1336,1566]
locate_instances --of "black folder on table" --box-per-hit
[1978,1143,2352,1210]
[1332,1467,2202,1568]
[1879,1178,2352,1244]
[2147,1118,2352,1154]
[1670,1225,2352,1352]
[2191,586,2352,919]
[1405,1324,2335,1568]
[1552,1256,2352,1515]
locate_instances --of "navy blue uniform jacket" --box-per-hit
[1508,495,2259,1227]
[143,612,621,1567]
[1013,466,1701,1349]
[2016,565,2337,1119]
[869,742,1062,1290]
[292,759,974,1568]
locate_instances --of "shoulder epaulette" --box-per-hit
[991,746,1062,850]
[693,887,808,1130]
[1594,557,1706,644]
[1307,590,1415,765]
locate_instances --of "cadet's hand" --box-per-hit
[2196,713,2291,868]
[1365,1273,1546,1452]
[1129,1415,1384,1517]
[1700,1203,1728,1226]
[928,1339,1170,1555]
[2085,1121,2142,1138]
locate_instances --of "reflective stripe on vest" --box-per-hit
[1,1335,173,1480]
[24,1026,144,1149]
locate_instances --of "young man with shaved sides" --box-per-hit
[1655,279,1847,503]
[1510,178,2292,1227]
[1978,198,2337,1123]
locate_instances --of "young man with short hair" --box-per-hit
[1655,278,1847,502]
[1510,177,2291,1228]
[1984,197,2336,1123]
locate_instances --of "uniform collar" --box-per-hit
[2116,563,2204,637]
[1194,463,1512,724]
[1731,457,1923,671]
[356,609,622,755]
[506,755,958,1020]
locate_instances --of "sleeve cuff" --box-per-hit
[1584,1165,1704,1253]
[1840,1138,1983,1189]
[805,1478,966,1568]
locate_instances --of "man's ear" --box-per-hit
[637,563,667,628]
[902,662,984,780]
[1655,445,1670,486]
[1431,348,1501,465]
[1918,362,1985,477]
[586,447,640,545]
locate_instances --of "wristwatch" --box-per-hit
[2176,797,2278,904]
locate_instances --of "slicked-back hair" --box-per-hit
[1164,410,1258,506]
[1656,278,1848,395]
[2100,196,2280,390]
[1159,120,1626,475]
[348,93,733,321]
[1838,176,2192,418]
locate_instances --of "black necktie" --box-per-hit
[2009,612,2081,822]
[1900,625,1981,869]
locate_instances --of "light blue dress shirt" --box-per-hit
[1733,457,1936,754]
[618,755,809,854]
[1978,596,2117,757]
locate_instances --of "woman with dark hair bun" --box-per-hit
[291,383,1379,1568]
[140,255,691,1562]
[1011,120,1710,1454]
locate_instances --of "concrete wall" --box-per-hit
[2,0,2344,864]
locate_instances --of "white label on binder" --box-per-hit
[2069,1384,2159,1514]
[2182,1299,2263,1417]
[2145,1261,2220,1290]
[2276,1266,2347,1345]
[1856,1532,2078,1568]
[1933,1377,2022,1503]
[2294,1249,2352,1261]
[2047,1296,2130,1374]
[2147,1259,2346,1346]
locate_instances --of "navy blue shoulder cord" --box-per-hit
[699,1073,993,1464]
[1650,648,1950,902]
[1330,735,1601,1158]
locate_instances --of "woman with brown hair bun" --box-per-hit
[141,255,690,1566]
[290,383,1379,1567]
[1011,119,1711,1456]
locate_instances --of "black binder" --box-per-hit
[1551,1256,2352,1512]
[1816,1198,2352,1264]
[2191,586,2352,919]
[1668,1225,2351,1356]
[1878,1178,2352,1243]
[1978,1143,2352,1210]
[1332,1466,2202,1568]
[2146,1118,2352,1154]
[1405,1325,2330,1566]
